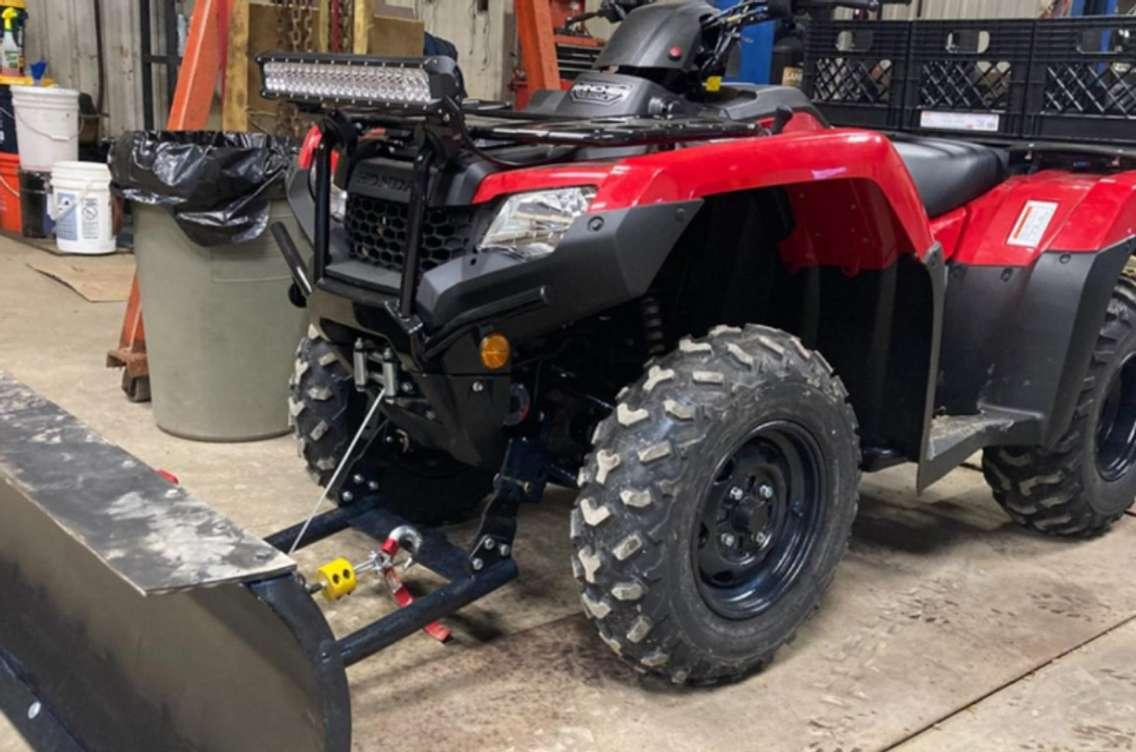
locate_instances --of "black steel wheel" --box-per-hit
[984,276,1136,536]
[694,421,827,620]
[290,328,494,525]
[1095,352,1136,482]
[572,324,860,685]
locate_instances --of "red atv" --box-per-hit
[263,0,1136,685]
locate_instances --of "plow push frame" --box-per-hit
[0,372,544,751]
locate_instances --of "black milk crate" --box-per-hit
[803,20,913,129]
[903,20,1037,139]
[1026,16,1136,145]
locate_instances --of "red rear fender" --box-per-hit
[941,169,1136,267]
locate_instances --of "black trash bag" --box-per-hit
[109,131,295,247]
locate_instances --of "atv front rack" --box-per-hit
[464,113,763,147]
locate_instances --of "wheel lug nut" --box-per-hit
[758,484,774,500]
[753,531,770,546]
[352,473,365,485]
[720,532,737,547]
[728,486,744,501]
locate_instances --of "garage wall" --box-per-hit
[882,0,1048,19]
[381,0,515,101]
[23,0,1121,137]
[24,0,145,137]
[379,0,604,104]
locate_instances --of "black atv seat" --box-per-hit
[891,136,1008,217]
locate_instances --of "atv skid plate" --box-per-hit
[0,373,523,752]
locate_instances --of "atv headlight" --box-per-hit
[479,187,597,261]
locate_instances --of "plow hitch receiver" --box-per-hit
[308,525,453,644]
[265,440,547,669]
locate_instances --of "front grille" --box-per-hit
[345,194,478,272]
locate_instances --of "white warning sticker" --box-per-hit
[1007,200,1059,248]
[920,111,1001,133]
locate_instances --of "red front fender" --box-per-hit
[473,129,935,272]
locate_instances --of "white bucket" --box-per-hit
[10,86,79,172]
[50,161,115,255]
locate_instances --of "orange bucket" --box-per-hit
[0,153,20,233]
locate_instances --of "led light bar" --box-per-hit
[257,52,459,110]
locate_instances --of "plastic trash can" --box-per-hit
[112,131,300,441]
[133,201,306,440]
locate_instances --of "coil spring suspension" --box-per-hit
[640,294,668,357]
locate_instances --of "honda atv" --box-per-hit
[264,0,1136,685]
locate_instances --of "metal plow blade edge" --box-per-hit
[0,373,350,752]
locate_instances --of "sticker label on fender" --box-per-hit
[919,111,1001,133]
[1007,200,1059,248]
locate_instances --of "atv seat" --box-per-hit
[891,136,1008,217]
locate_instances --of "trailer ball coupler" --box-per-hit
[309,525,452,643]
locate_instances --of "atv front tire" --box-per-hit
[982,277,1136,536]
[572,325,860,685]
[290,328,494,526]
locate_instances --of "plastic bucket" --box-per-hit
[0,152,20,232]
[0,85,17,154]
[10,85,78,172]
[18,168,48,238]
[50,160,114,254]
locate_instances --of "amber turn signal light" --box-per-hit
[479,333,511,370]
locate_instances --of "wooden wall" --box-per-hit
[24,0,147,137]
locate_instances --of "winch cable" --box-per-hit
[289,388,387,555]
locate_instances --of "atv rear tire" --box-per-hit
[289,328,494,526]
[572,324,860,685]
[982,277,1136,537]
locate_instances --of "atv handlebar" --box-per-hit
[792,0,881,12]
[565,0,653,27]
[697,0,904,80]
[704,0,892,32]
[569,0,902,31]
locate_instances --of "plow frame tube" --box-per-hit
[269,503,520,670]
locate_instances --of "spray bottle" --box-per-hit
[1,8,20,77]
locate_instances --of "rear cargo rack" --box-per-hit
[804,15,1136,145]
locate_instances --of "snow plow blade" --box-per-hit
[0,374,350,752]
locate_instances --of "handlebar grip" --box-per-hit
[835,0,881,10]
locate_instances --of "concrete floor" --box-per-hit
[2,234,1136,752]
